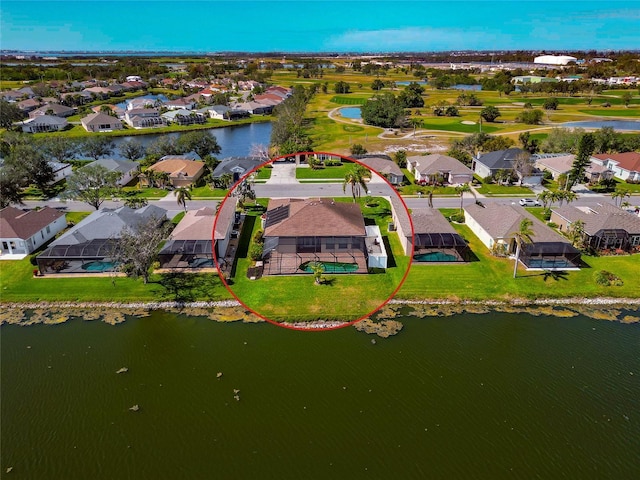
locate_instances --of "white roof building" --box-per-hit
[534,55,577,66]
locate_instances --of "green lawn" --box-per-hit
[418,119,499,133]
[398,220,640,301]
[330,96,368,105]
[228,197,410,322]
[189,186,229,198]
[476,184,534,195]
[295,164,354,179]
[120,186,168,198]
[398,184,459,196]
[254,167,272,180]
[614,179,640,194]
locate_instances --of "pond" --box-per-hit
[560,120,640,131]
[339,107,362,119]
[1,310,639,479]
[108,122,272,159]
[451,84,482,91]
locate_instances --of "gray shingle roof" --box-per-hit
[212,157,265,178]
[552,203,640,235]
[408,154,474,176]
[476,148,527,170]
[411,208,457,235]
[86,159,139,175]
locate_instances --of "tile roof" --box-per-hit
[264,198,366,237]
[593,152,640,172]
[552,203,640,235]
[0,207,65,239]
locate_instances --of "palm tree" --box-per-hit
[563,190,578,206]
[567,219,586,249]
[309,261,325,285]
[142,169,157,188]
[174,186,192,211]
[454,183,471,212]
[343,164,371,202]
[611,187,631,207]
[511,218,534,279]
[156,171,170,190]
[537,190,554,209]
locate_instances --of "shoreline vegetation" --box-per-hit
[2,298,638,333]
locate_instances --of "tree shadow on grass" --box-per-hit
[155,272,222,304]
[541,270,569,282]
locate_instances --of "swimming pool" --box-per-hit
[299,261,359,273]
[81,261,117,272]
[413,252,459,262]
[189,258,213,268]
[525,259,576,269]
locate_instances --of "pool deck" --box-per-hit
[263,251,368,276]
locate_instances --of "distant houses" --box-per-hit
[591,152,640,182]
[351,155,404,185]
[473,148,542,185]
[143,156,205,187]
[408,154,474,185]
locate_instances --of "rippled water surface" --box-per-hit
[2,312,639,479]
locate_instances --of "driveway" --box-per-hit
[266,163,299,185]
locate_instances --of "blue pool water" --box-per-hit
[561,120,640,131]
[299,261,359,273]
[413,252,459,262]
[81,261,117,272]
[339,107,362,119]
[526,259,575,269]
[189,258,213,268]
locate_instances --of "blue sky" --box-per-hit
[1,1,639,52]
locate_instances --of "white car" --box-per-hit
[519,198,541,207]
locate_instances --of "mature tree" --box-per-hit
[568,133,596,189]
[512,152,533,185]
[350,144,367,155]
[621,91,633,107]
[334,81,351,94]
[511,218,534,279]
[270,85,313,155]
[119,139,146,161]
[541,127,584,153]
[517,109,544,125]
[446,146,472,167]
[399,82,425,108]
[62,163,121,209]
[39,136,81,163]
[518,131,540,154]
[536,190,554,209]
[371,79,385,91]
[177,130,221,159]
[394,150,407,168]
[543,98,559,110]
[0,99,24,129]
[480,105,501,123]
[454,183,471,212]
[81,136,115,161]
[233,178,256,207]
[5,143,55,194]
[174,186,192,211]
[147,135,180,159]
[112,215,171,284]
[343,164,371,202]
[123,194,148,209]
[0,167,26,207]
[361,93,405,128]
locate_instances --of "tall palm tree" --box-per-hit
[537,190,554,209]
[611,188,631,207]
[343,164,371,202]
[142,169,157,188]
[156,171,170,190]
[511,218,534,279]
[563,190,578,206]
[454,183,471,212]
[174,186,192,211]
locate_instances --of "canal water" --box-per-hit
[108,122,272,159]
[2,311,639,479]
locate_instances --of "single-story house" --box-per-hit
[234,101,273,115]
[204,105,230,120]
[551,203,640,252]
[351,155,404,185]
[473,148,543,185]
[124,108,166,128]
[534,153,614,183]
[389,194,413,256]
[261,198,370,275]
[164,97,197,110]
[29,103,75,118]
[145,157,205,187]
[85,159,139,186]
[17,98,42,113]
[81,112,124,132]
[408,154,474,185]
[411,208,471,262]
[0,207,67,258]
[161,109,207,125]
[464,203,581,270]
[21,115,69,133]
[36,205,167,275]
[49,161,73,183]
[157,204,234,270]
[127,98,160,110]
[212,157,265,183]
[591,152,640,182]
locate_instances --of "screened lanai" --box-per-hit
[413,232,470,262]
[157,239,214,269]
[37,239,119,274]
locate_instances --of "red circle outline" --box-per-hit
[212,151,415,331]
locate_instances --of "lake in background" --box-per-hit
[561,120,640,131]
[2,311,639,479]
[109,122,272,160]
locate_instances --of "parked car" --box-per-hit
[519,198,541,207]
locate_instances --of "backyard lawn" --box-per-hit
[295,164,354,180]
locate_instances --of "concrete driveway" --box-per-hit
[266,163,299,184]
